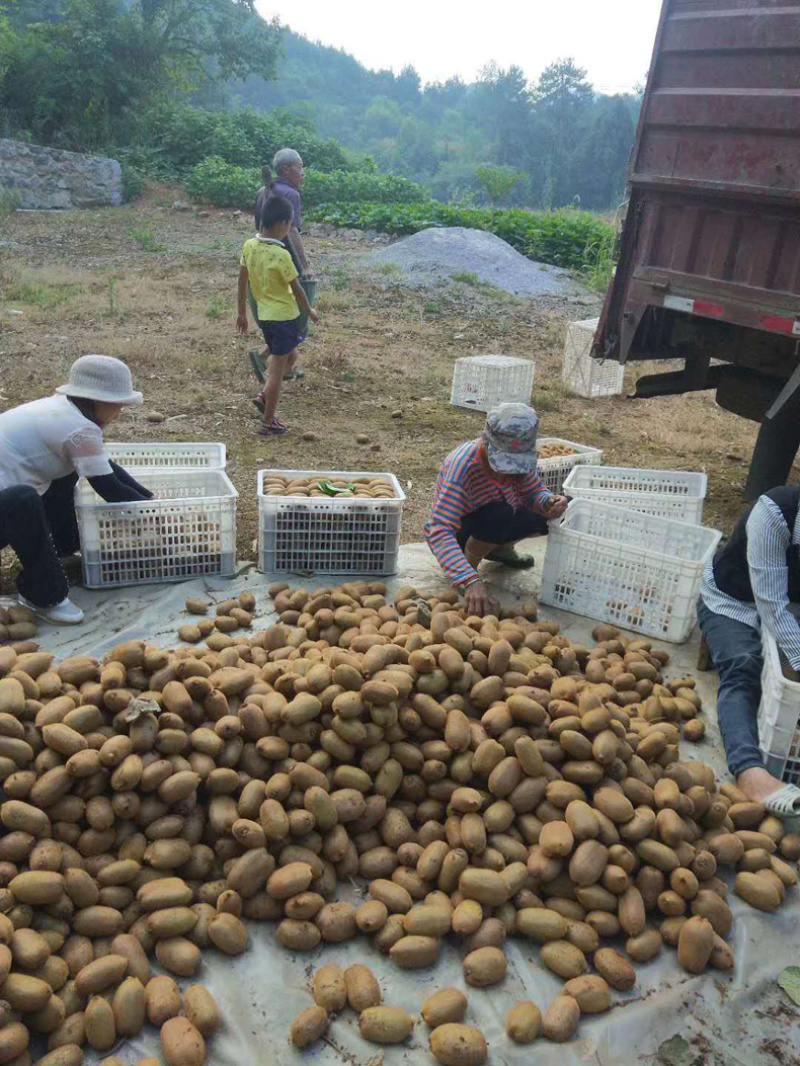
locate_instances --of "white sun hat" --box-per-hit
[56,355,143,405]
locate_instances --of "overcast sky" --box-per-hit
[255,0,664,93]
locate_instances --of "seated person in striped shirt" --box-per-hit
[698,485,800,821]
[425,403,567,617]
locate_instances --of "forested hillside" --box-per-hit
[228,32,641,210]
[1,1,640,212]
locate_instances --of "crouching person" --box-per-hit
[0,355,152,624]
[425,403,567,617]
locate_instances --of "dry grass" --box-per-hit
[0,196,787,594]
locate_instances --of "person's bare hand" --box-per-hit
[236,313,249,336]
[545,495,569,519]
[465,580,497,618]
[309,308,320,324]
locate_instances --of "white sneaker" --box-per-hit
[19,595,84,625]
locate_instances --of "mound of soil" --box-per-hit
[365,226,591,301]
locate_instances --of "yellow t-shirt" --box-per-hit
[240,237,299,322]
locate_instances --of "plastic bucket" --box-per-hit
[297,278,318,335]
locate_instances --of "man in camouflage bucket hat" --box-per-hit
[425,402,568,616]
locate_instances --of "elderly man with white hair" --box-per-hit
[254,148,312,279]
[250,147,314,392]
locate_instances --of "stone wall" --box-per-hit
[0,139,122,209]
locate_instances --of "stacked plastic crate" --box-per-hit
[77,443,237,589]
[258,470,405,576]
[450,355,535,412]
[540,465,719,643]
[562,318,624,398]
[757,626,800,785]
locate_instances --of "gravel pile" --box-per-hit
[365,227,590,301]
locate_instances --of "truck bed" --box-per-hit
[596,0,800,364]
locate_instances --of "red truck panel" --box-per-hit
[596,0,800,362]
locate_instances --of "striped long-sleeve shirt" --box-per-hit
[700,495,800,668]
[424,439,553,587]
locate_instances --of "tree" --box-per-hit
[532,57,594,205]
[576,95,634,209]
[475,165,525,205]
[363,97,403,140]
[469,63,532,168]
[393,65,421,107]
[0,14,16,82]
[534,57,594,115]
[135,0,281,87]
[423,76,467,113]
[0,0,281,149]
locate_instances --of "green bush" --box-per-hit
[135,104,353,177]
[118,159,144,203]
[184,159,429,213]
[308,201,615,271]
[302,170,428,207]
[185,157,260,208]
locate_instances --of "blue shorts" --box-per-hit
[258,316,302,357]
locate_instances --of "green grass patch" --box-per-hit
[5,280,83,309]
[328,267,351,292]
[533,381,570,414]
[197,236,239,253]
[129,227,165,253]
[0,190,21,215]
[581,234,617,293]
[206,296,230,320]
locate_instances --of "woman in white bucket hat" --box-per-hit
[0,355,152,624]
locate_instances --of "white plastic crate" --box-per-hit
[258,470,405,575]
[539,499,721,643]
[76,470,237,589]
[562,466,707,525]
[536,438,603,494]
[450,355,535,412]
[562,318,625,398]
[105,442,226,470]
[758,630,800,785]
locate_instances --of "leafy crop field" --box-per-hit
[184,158,616,283]
[0,195,773,593]
[309,202,615,275]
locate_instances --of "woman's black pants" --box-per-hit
[0,474,79,608]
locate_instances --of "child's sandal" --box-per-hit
[258,420,289,437]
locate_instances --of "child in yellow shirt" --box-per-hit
[237,196,318,436]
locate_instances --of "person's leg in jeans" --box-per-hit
[697,596,788,803]
[0,485,69,608]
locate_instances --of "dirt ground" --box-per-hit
[0,186,780,587]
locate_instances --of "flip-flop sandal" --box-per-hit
[485,547,535,569]
[252,394,265,415]
[762,783,800,825]
[257,421,288,437]
[249,348,268,384]
[283,368,305,381]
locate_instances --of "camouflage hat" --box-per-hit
[483,403,540,474]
